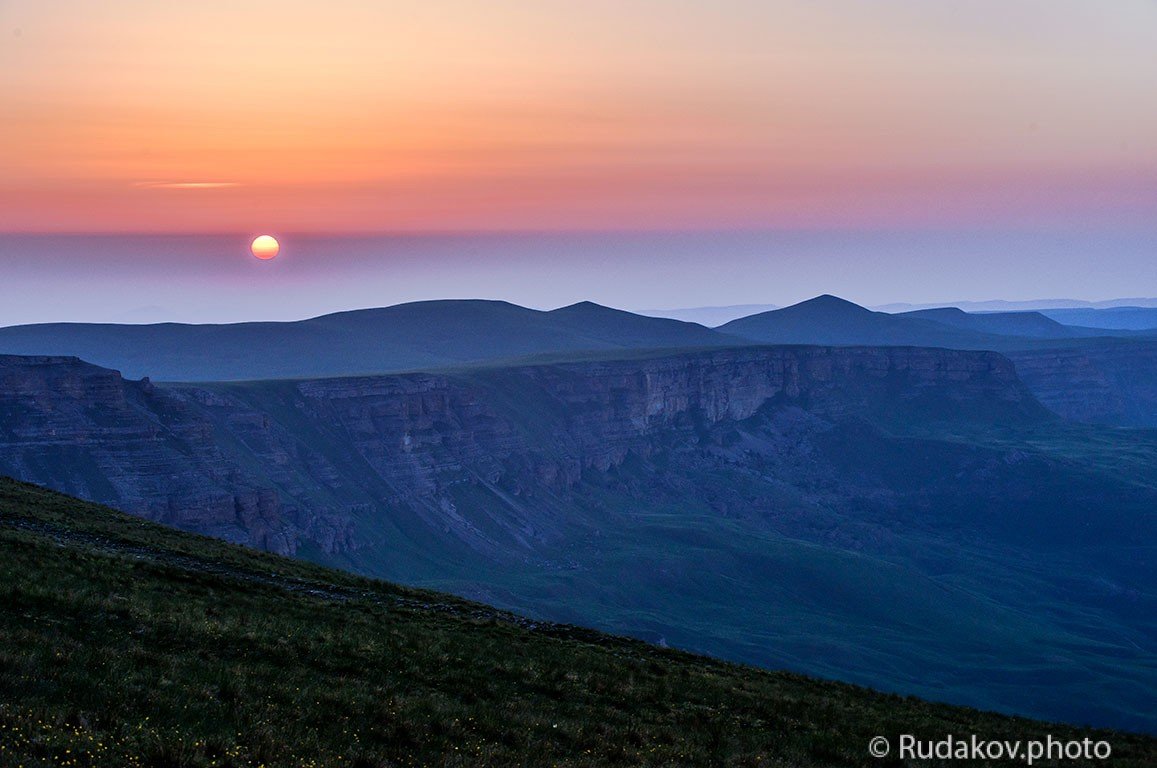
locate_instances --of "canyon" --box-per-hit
[0,346,1154,731]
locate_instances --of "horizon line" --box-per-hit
[4,224,1156,238]
[2,295,1155,333]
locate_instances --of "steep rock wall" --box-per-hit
[0,346,1041,557]
[1008,342,1157,426]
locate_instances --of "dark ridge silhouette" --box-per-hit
[0,299,736,381]
[718,295,1006,348]
[899,307,1080,339]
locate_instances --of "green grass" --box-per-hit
[1,478,1154,767]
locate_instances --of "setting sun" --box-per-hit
[250,235,280,260]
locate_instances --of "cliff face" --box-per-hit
[0,347,1041,560]
[0,356,305,552]
[1007,341,1157,427]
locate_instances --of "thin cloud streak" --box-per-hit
[132,181,241,190]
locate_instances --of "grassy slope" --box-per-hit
[2,479,1154,767]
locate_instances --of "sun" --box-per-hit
[250,235,280,260]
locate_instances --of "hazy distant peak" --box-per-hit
[550,300,616,314]
[909,307,969,317]
[874,298,1157,313]
[549,301,709,327]
[783,294,874,315]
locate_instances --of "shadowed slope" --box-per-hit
[2,478,1154,766]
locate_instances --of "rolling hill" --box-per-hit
[3,478,1155,766]
[898,307,1082,339]
[718,295,1154,348]
[0,299,735,381]
[4,294,1156,428]
[719,295,1025,348]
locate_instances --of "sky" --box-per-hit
[1,1,1155,321]
[1,230,1153,326]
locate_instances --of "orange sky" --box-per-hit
[2,1,1155,232]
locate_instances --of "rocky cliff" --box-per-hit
[1007,340,1157,426]
[0,355,305,552]
[0,346,1042,560]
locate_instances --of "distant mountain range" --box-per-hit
[719,295,1004,348]
[898,306,1085,338]
[716,295,1134,348]
[2,293,1155,426]
[873,297,1157,313]
[1,294,1152,381]
[0,300,731,381]
[1039,306,1157,331]
[644,298,1157,327]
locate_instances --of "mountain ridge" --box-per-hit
[899,307,1080,339]
[716,297,1157,425]
[3,295,1155,426]
[719,295,1022,348]
[0,299,737,381]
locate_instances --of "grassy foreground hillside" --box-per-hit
[1,479,1153,767]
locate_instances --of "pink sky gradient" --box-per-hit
[2,1,1155,233]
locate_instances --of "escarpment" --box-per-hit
[0,346,1043,558]
[1007,341,1157,427]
